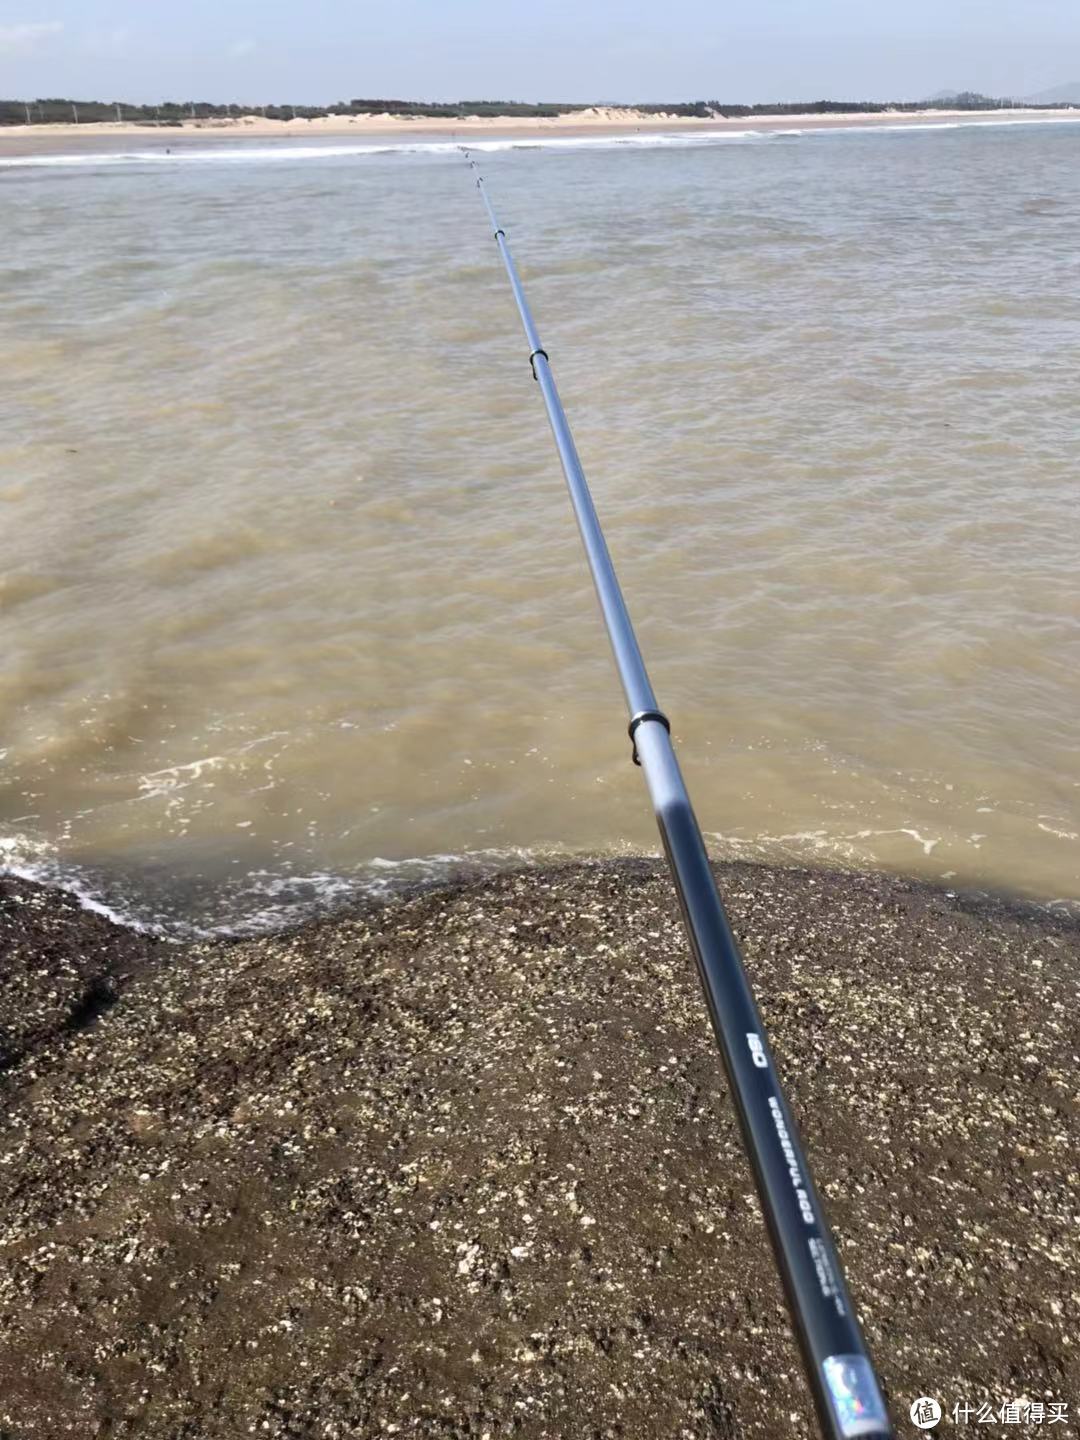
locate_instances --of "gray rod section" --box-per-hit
[472,159,658,720]
[465,151,894,1440]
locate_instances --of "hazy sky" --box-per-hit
[1,0,1078,104]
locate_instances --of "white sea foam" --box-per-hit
[0,831,550,938]
[4,114,1079,171]
[137,754,226,800]
[0,834,159,934]
[0,132,764,169]
[6,827,1080,937]
[705,824,943,863]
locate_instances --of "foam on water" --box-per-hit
[0,130,765,169]
[3,114,1080,171]
[4,820,1078,941]
[0,830,561,938]
[0,835,160,935]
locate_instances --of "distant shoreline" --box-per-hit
[2,104,1079,158]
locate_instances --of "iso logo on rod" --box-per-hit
[910,1397,942,1429]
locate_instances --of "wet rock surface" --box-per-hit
[0,879,160,1074]
[1,860,1077,1438]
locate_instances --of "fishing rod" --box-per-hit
[464,151,893,1440]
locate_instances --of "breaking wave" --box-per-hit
[4,114,1080,171]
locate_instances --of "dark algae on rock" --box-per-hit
[1,861,1078,1437]
[0,878,160,1074]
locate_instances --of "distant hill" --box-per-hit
[1023,81,1080,104]
[926,85,1080,108]
[918,90,1015,110]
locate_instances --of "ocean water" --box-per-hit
[2,119,1080,934]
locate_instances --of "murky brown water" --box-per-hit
[3,120,1079,931]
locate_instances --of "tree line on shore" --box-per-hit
[0,92,1065,127]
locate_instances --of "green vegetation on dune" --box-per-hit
[0,91,1071,127]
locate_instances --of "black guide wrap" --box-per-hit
[628,709,671,765]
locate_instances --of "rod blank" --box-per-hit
[466,151,894,1440]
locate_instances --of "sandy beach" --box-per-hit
[1,104,1077,157]
[2,860,1077,1436]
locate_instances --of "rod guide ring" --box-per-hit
[628,709,671,765]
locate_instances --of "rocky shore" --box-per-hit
[1,859,1077,1438]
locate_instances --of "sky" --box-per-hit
[1,0,1078,105]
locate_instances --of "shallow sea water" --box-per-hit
[2,121,1079,932]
